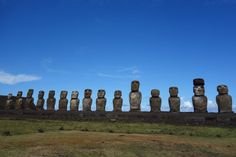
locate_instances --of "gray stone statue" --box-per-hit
[83,89,92,111]
[150,89,161,112]
[113,90,123,112]
[192,78,207,113]
[96,89,106,112]
[59,90,68,111]
[25,89,35,110]
[169,87,180,112]
[216,85,232,113]
[5,93,14,110]
[47,90,56,111]
[70,91,79,111]
[15,91,23,110]
[129,80,142,112]
[36,90,45,111]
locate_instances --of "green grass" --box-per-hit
[0,118,236,157]
[0,118,236,138]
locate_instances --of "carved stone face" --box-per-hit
[217,85,228,95]
[97,89,106,98]
[7,93,13,99]
[169,87,178,97]
[27,89,34,98]
[48,90,55,98]
[131,80,140,92]
[114,90,122,98]
[84,89,92,98]
[193,78,205,86]
[71,91,79,99]
[193,86,205,96]
[38,91,44,99]
[17,91,23,98]
[151,89,160,97]
[60,91,68,99]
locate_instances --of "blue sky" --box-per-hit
[0,0,236,112]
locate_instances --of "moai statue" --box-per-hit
[192,78,207,113]
[59,90,68,111]
[25,89,35,110]
[150,89,162,112]
[83,89,92,111]
[47,90,56,111]
[216,85,232,113]
[96,89,106,112]
[15,91,23,110]
[36,91,45,111]
[113,90,123,112]
[169,87,180,112]
[129,80,142,112]
[5,93,14,110]
[70,91,79,111]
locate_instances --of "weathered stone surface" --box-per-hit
[83,89,92,111]
[216,85,232,113]
[15,91,23,110]
[150,89,161,112]
[36,91,45,111]
[5,93,14,110]
[70,91,79,111]
[25,89,35,110]
[169,87,180,112]
[169,87,178,97]
[59,91,68,111]
[193,78,205,86]
[113,90,123,112]
[193,86,205,96]
[192,79,207,113]
[151,89,160,97]
[130,80,142,112]
[96,89,106,112]
[192,96,207,112]
[47,90,56,111]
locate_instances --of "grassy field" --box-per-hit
[0,118,236,157]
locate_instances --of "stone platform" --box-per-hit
[0,110,235,127]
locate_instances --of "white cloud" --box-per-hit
[207,100,218,112]
[98,66,141,79]
[181,97,193,112]
[180,97,218,112]
[0,71,41,85]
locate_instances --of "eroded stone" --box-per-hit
[96,89,106,112]
[130,80,142,112]
[113,90,123,112]
[59,90,68,111]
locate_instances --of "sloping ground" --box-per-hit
[0,118,236,157]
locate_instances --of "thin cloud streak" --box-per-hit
[98,66,141,79]
[0,71,41,85]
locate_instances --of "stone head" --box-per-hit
[193,78,205,86]
[71,91,79,99]
[217,85,228,95]
[193,86,205,96]
[97,89,106,98]
[131,80,140,92]
[84,89,92,98]
[60,91,68,99]
[27,89,34,98]
[7,93,13,99]
[169,87,178,97]
[151,89,160,97]
[38,91,44,99]
[114,90,122,98]
[17,91,23,98]
[48,90,55,98]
